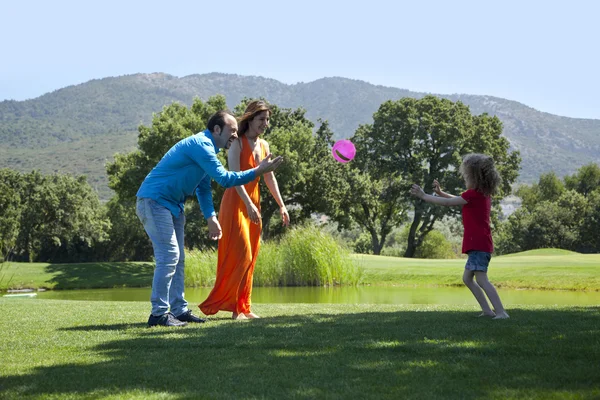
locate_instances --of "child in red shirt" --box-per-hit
[409,154,509,319]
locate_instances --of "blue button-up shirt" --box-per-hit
[136,129,256,218]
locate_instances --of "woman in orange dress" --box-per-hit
[199,100,290,319]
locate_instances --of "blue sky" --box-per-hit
[2,0,599,119]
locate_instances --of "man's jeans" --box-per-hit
[136,198,188,317]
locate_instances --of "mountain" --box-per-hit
[1,72,599,199]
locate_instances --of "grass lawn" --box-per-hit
[2,249,600,291]
[0,299,599,399]
[0,261,154,291]
[355,250,600,291]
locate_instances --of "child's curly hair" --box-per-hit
[459,153,501,197]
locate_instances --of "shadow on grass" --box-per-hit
[45,262,154,289]
[1,308,599,399]
[63,322,148,331]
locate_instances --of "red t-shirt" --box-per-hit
[460,189,493,254]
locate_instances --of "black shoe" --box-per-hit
[148,312,188,327]
[175,310,207,323]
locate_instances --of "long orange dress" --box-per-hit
[199,136,265,315]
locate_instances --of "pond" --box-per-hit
[29,286,600,306]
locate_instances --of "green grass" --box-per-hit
[0,299,599,399]
[501,249,580,257]
[357,252,600,291]
[185,226,363,288]
[2,250,600,292]
[184,249,218,287]
[0,261,154,290]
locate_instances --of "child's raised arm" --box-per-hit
[410,184,467,207]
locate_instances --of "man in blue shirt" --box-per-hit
[136,110,283,327]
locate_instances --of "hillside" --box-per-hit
[1,72,599,199]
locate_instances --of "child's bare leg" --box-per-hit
[463,269,494,315]
[475,271,509,319]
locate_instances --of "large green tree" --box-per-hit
[517,172,565,209]
[106,96,338,257]
[107,96,227,202]
[233,101,337,238]
[106,95,227,255]
[579,189,600,252]
[344,96,521,257]
[497,163,600,254]
[0,169,22,260]
[321,158,408,255]
[14,171,109,262]
[564,163,600,196]
[98,198,154,261]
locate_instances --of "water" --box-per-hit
[31,286,600,306]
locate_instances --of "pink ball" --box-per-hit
[332,140,356,163]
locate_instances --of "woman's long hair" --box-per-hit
[238,100,271,137]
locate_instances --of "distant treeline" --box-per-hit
[1,95,599,263]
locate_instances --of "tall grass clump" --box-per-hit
[257,225,363,286]
[184,249,217,287]
[184,226,363,287]
[253,240,285,286]
[0,250,15,291]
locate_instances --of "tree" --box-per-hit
[98,198,154,261]
[561,163,600,253]
[564,163,600,197]
[579,190,600,252]
[516,172,565,209]
[348,96,520,257]
[497,163,600,254]
[0,169,22,260]
[325,164,408,255]
[106,96,341,257]
[229,99,348,239]
[106,96,227,255]
[107,96,227,202]
[287,112,411,255]
[15,171,109,262]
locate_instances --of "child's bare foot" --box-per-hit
[478,312,496,317]
[492,312,510,320]
[232,313,248,320]
[244,312,260,319]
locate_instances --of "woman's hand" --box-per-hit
[246,202,261,225]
